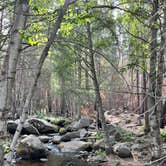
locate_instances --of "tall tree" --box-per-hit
[6,0,78,165]
[0,0,29,133]
[148,0,161,159]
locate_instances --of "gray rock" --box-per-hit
[59,140,92,152]
[93,140,105,150]
[72,118,90,130]
[27,118,59,134]
[113,143,132,158]
[7,120,39,135]
[111,160,121,166]
[107,124,122,141]
[61,131,80,142]
[38,135,50,143]
[131,144,143,151]
[88,155,107,163]
[16,135,48,160]
[52,135,62,144]
[80,129,88,139]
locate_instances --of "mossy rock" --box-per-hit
[59,128,67,135]
[45,117,70,127]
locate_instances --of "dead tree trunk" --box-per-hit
[6,0,77,164]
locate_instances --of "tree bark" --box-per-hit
[148,0,161,159]
[143,64,150,133]
[0,0,29,136]
[6,0,77,164]
[136,62,141,125]
[86,21,111,154]
[159,0,166,129]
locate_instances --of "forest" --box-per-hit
[0,0,166,166]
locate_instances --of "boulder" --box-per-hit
[113,143,132,158]
[88,155,107,163]
[46,117,70,127]
[27,118,59,134]
[7,120,39,135]
[107,124,122,141]
[61,131,80,142]
[52,135,62,144]
[59,140,92,153]
[16,135,48,160]
[72,118,90,130]
[61,129,88,142]
[80,129,88,139]
[38,135,50,143]
[93,136,116,151]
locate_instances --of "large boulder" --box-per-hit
[27,118,59,134]
[113,143,132,158]
[16,135,48,160]
[59,140,92,153]
[7,120,39,135]
[72,118,90,130]
[61,129,88,142]
[61,131,80,142]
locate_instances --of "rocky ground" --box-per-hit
[1,111,166,166]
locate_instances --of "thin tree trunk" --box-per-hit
[86,21,111,154]
[76,52,82,119]
[136,62,141,125]
[143,64,150,133]
[6,0,77,164]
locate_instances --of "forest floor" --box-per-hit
[105,110,166,166]
[1,110,166,166]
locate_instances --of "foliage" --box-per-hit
[98,148,106,157]
[96,131,104,140]
[115,125,136,142]
[160,129,166,140]
[121,133,136,142]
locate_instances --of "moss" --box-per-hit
[120,133,136,142]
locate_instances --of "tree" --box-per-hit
[6,0,78,165]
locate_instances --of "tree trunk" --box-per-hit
[143,66,150,133]
[5,0,77,164]
[0,0,29,135]
[86,21,111,154]
[136,62,141,125]
[159,0,166,129]
[0,145,3,166]
[149,0,161,159]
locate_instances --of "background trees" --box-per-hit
[0,0,166,162]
